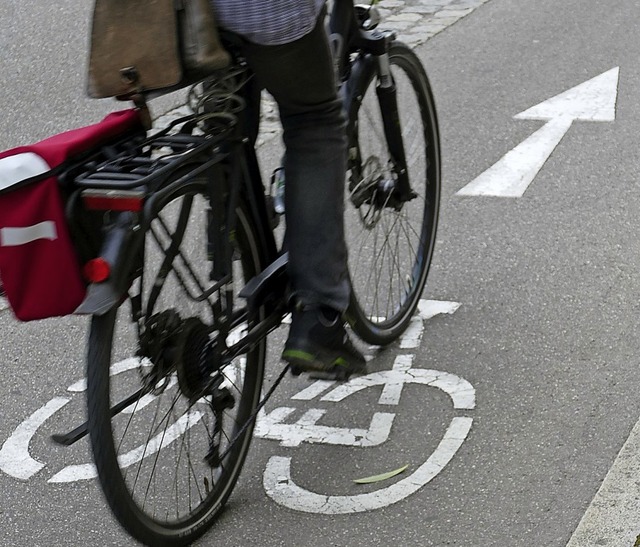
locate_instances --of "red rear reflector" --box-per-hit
[83,258,111,283]
[81,189,144,212]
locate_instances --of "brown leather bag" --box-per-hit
[87,0,231,99]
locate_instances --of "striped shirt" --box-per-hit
[210,0,325,45]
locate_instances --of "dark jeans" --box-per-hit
[234,13,350,312]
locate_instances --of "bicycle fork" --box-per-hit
[374,52,417,205]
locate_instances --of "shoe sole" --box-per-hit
[282,349,366,381]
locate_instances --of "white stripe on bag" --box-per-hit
[0,153,51,191]
[0,221,58,246]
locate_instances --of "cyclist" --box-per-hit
[209,0,367,378]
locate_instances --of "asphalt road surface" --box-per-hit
[1,0,639,546]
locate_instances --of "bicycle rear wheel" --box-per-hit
[345,42,441,345]
[86,179,265,546]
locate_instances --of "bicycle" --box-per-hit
[53,0,441,544]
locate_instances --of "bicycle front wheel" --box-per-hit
[86,180,265,546]
[345,42,441,345]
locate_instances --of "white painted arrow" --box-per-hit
[456,67,619,198]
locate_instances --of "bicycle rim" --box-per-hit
[346,42,441,345]
[86,183,265,546]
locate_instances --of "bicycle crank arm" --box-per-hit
[51,387,145,446]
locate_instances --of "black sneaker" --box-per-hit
[282,306,367,380]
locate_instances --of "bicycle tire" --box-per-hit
[345,42,441,346]
[86,178,266,546]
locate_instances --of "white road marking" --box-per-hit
[263,417,473,514]
[401,300,461,349]
[1,297,464,489]
[566,416,640,547]
[48,410,204,483]
[292,300,462,400]
[256,407,395,448]
[321,367,475,410]
[378,355,413,405]
[67,357,145,392]
[259,358,474,512]
[417,299,462,319]
[0,357,157,481]
[258,296,470,513]
[256,359,474,448]
[457,67,619,198]
[0,397,70,480]
[291,380,336,401]
[458,116,575,198]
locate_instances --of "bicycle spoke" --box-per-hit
[346,42,440,344]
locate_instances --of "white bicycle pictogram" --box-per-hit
[255,302,474,513]
[0,299,473,515]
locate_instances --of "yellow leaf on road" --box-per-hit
[353,465,409,484]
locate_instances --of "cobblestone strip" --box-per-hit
[378,0,491,48]
[155,0,491,144]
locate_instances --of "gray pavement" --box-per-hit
[2,1,640,546]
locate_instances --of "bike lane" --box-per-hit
[2,0,640,545]
[408,0,640,545]
[0,1,486,544]
[202,0,640,545]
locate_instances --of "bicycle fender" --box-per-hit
[74,280,124,316]
[75,212,138,315]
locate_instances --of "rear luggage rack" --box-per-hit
[74,113,236,192]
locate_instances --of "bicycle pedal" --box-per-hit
[288,361,363,381]
[308,368,352,382]
[288,363,347,380]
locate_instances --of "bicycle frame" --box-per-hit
[75,0,407,310]
[223,0,418,352]
[333,0,415,202]
[56,115,282,446]
[54,0,413,448]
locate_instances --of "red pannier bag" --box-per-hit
[0,109,143,321]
